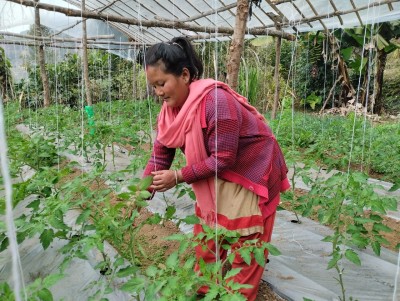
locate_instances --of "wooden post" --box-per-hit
[271,29,282,120]
[34,0,50,107]
[81,0,92,106]
[226,0,249,91]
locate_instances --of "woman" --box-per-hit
[143,36,289,301]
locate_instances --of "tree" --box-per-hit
[335,21,400,113]
[226,0,250,91]
[0,47,14,102]
[81,0,93,106]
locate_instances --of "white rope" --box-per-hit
[213,0,220,264]
[0,100,26,301]
[393,248,400,301]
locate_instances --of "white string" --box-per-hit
[347,0,373,177]
[213,0,220,265]
[138,1,155,173]
[0,100,26,301]
[393,248,400,301]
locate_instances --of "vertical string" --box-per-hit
[213,0,219,264]
[137,1,155,172]
[0,100,26,301]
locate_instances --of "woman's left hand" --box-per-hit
[150,170,178,192]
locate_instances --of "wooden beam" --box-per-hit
[6,0,295,40]
[350,0,363,27]
[257,0,400,29]
[265,0,298,32]
[290,1,314,29]
[155,3,237,23]
[0,40,147,48]
[50,0,120,37]
[0,32,115,41]
[270,0,292,4]
[328,0,343,26]
[305,0,328,31]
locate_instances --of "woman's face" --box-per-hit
[146,63,190,108]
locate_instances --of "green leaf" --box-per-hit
[37,288,53,301]
[139,190,151,199]
[224,268,242,280]
[116,266,139,278]
[166,252,179,269]
[352,172,368,183]
[164,233,186,241]
[188,191,196,200]
[49,215,68,230]
[181,215,200,225]
[350,234,368,248]
[165,206,176,219]
[138,176,153,191]
[0,236,9,252]
[204,287,219,301]
[239,248,252,265]
[146,265,158,277]
[27,199,40,211]
[39,229,54,250]
[127,185,137,192]
[375,33,389,50]
[117,192,131,200]
[341,47,353,61]
[327,252,340,270]
[265,243,281,256]
[345,249,361,266]
[120,277,145,293]
[254,248,265,267]
[43,274,64,287]
[76,209,91,225]
[373,223,392,233]
[371,241,381,256]
[389,182,400,192]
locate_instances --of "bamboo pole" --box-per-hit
[6,0,295,41]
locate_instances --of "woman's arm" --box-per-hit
[181,88,241,183]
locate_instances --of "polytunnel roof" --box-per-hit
[2,0,400,45]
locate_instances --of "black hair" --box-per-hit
[144,36,203,82]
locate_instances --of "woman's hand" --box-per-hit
[150,170,182,192]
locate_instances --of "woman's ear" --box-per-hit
[182,68,190,84]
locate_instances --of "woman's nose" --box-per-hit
[154,87,164,96]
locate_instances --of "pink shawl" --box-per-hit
[157,79,265,224]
